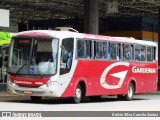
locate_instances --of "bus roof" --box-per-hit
[14,30,157,47]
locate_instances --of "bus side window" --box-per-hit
[147,46,156,62]
[103,42,107,59]
[141,46,146,62]
[135,45,141,61]
[123,44,132,61]
[110,43,118,60]
[84,40,91,59]
[77,39,85,58]
[60,38,74,75]
[77,39,92,59]
[95,41,103,59]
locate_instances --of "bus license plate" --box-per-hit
[24,90,32,94]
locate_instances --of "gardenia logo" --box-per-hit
[14,80,32,84]
[100,62,130,89]
[132,66,156,73]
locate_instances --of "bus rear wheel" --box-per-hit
[125,83,134,101]
[117,83,134,101]
[71,84,82,104]
[30,96,42,102]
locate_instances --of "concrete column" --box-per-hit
[84,0,99,34]
[158,8,160,90]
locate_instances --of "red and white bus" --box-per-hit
[7,30,158,103]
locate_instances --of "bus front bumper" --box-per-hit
[7,80,60,97]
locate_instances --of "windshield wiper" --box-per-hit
[15,62,44,78]
[15,63,27,75]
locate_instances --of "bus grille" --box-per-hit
[17,85,40,88]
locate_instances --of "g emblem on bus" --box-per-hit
[100,62,130,89]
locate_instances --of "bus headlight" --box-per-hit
[8,80,18,87]
[46,81,57,87]
[40,81,57,88]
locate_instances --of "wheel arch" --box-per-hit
[74,77,87,97]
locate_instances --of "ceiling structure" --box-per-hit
[0,0,160,31]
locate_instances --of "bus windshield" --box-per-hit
[8,38,58,76]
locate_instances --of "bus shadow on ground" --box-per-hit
[3,96,149,104]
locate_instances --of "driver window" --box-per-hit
[60,38,74,75]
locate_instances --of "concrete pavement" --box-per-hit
[0,91,19,97]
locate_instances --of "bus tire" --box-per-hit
[117,83,134,101]
[30,96,42,102]
[125,83,134,101]
[71,84,82,104]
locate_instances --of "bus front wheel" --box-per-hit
[71,84,82,104]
